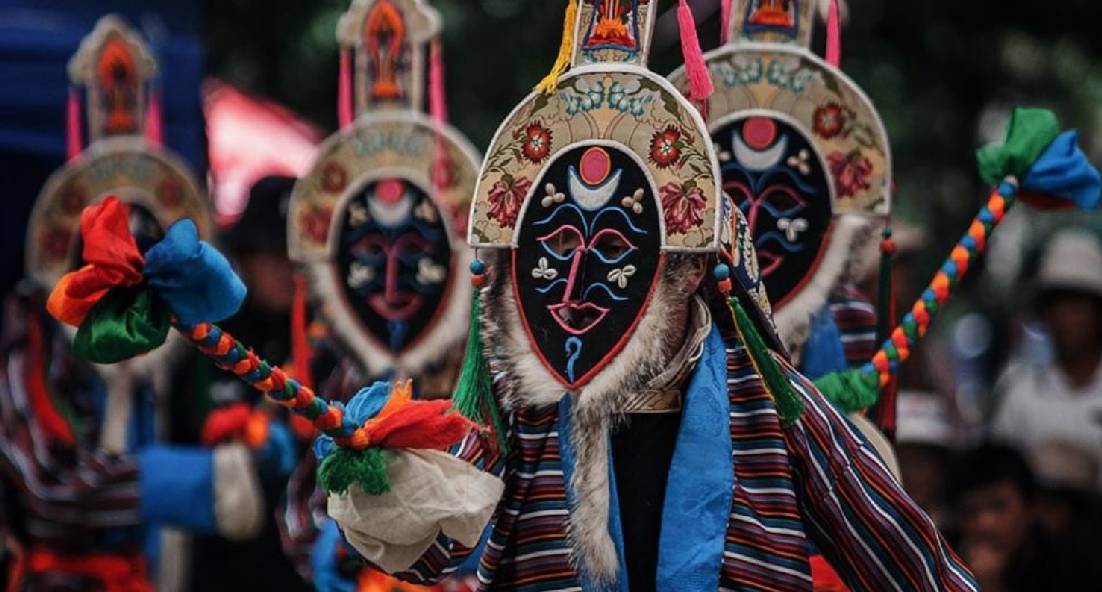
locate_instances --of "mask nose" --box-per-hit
[561,246,587,304]
[384,246,401,304]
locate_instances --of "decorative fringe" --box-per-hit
[451,290,508,453]
[145,87,163,147]
[534,0,579,95]
[66,87,82,161]
[678,0,714,102]
[825,0,841,67]
[338,47,354,129]
[730,297,803,424]
[318,447,389,495]
[720,0,733,44]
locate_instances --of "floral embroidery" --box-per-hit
[518,122,552,164]
[157,178,183,208]
[531,257,557,280]
[620,188,645,214]
[828,151,873,198]
[776,217,808,242]
[607,265,636,289]
[322,162,348,194]
[430,156,456,190]
[813,102,846,139]
[650,126,683,169]
[301,205,333,243]
[660,182,706,235]
[61,189,86,215]
[540,183,565,208]
[42,227,72,260]
[487,175,531,228]
[786,149,811,175]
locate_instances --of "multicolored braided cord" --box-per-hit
[815,108,1101,413]
[181,322,371,449]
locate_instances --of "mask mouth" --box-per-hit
[548,302,609,335]
[756,249,783,276]
[369,292,423,321]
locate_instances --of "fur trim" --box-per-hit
[773,214,871,362]
[483,254,695,581]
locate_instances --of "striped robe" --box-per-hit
[827,285,878,370]
[385,328,977,591]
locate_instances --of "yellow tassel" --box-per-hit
[534,0,579,95]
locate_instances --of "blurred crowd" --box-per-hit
[887,225,1102,592]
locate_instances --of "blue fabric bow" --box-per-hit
[143,219,247,327]
[1021,130,1101,210]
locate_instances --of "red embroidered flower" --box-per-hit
[828,151,873,198]
[42,227,72,260]
[660,182,706,235]
[519,122,552,164]
[157,178,183,208]
[61,188,86,215]
[430,155,456,190]
[813,102,846,139]
[486,175,531,228]
[322,162,348,194]
[301,206,333,243]
[650,126,682,168]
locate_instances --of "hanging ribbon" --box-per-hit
[338,47,354,129]
[825,0,842,68]
[720,0,733,44]
[145,85,164,148]
[66,87,83,161]
[815,108,1101,411]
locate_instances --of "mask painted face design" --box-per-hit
[513,145,662,388]
[717,116,831,308]
[336,178,452,353]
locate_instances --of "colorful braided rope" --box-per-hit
[861,179,1018,388]
[180,321,372,450]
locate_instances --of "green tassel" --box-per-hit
[729,297,804,424]
[318,448,390,495]
[451,290,509,453]
[813,368,880,413]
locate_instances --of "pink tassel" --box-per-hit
[338,47,354,129]
[826,0,841,67]
[428,38,448,126]
[66,87,82,161]
[145,88,163,148]
[678,0,713,102]
[720,0,733,44]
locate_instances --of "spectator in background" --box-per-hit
[896,391,957,533]
[1028,439,1102,544]
[954,443,1098,592]
[992,227,1102,489]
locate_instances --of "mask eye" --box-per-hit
[589,229,635,263]
[538,225,585,260]
[352,235,388,259]
[759,186,807,217]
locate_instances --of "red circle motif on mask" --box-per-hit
[579,146,612,185]
[742,117,777,150]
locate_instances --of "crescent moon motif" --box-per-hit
[367,192,414,227]
[732,129,788,172]
[568,166,622,211]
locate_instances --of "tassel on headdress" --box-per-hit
[677,0,714,102]
[451,261,508,454]
[535,0,579,95]
[338,47,354,129]
[66,87,83,161]
[729,297,803,424]
[145,85,163,147]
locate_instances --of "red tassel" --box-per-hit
[720,0,733,44]
[826,0,842,68]
[25,313,76,447]
[291,274,313,390]
[145,88,163,147]
[338,48,354,129]
[370,400,476,450]
[66,87,82,161]
[678,0,714,102]
[428,38,448,127]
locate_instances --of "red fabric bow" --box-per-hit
[47,197,144,327]
[366,399,477,450]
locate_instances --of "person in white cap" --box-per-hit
[992,227,1102,489]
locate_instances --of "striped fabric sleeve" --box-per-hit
[780,363,978,592]
[0,346,144,548]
